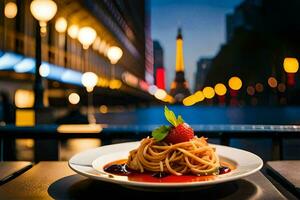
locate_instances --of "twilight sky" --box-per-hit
[151,0,242,91]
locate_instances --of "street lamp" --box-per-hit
[67,25,79,39]
[78,27,97,49]
[77,26,96,74]
[30,0,57,110]
[81,72,98,124]
[4,2,18,19]
[107,46,123,89]
[30,0,57,34]
[55,17,67,33]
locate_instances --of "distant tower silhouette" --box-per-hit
[170,28,191,102]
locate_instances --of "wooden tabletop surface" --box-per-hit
[0,161,288,199]
[267,161,300,198]
[0,161,32,185]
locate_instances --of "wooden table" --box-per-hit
[0,161,288,199]
[0,161,32,185]
[267,161,300,198]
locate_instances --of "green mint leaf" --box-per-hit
[152,125,170,141]
[177,115,185,124]
[164,106,177,126]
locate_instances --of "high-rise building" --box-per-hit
[170,28,190,102]
[153,40,165,89]
[194,58,212,91]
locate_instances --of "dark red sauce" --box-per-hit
[103,160,233,183]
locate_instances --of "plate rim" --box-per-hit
[69,141,263,188]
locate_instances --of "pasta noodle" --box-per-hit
[127,136,220,176]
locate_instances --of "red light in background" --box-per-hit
[156,67,165,89]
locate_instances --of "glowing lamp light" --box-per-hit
[98,40,107,54]
[154,89,167,100]
[268,77,278,88]
[55,17,67,33]
[278,83,286,93]
[255,83,264,93]
[81,72,98,92]
[68,93,80,105]
[99,105,108,114]
[228,76,242,91]
[283,57,299,73]
[122,72,139,87]
[194,91,205,102]
[78,27,97,49]
[247,86,255,96]
[39,63,50,77]
[30,0,57,34]
[183,95,196,106]
[92,37,101,51]
[107,46,123,64]
[203,87,215,99]
[67,25,79,39]
[97,77,110,88]
[4,2,18,19]
[15,89,34,108]
[109,79,122,89]
[214,83,227,96]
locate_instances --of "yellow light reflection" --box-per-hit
[214,83,227,96]
[57,124,102,133]
[203,87,215,99]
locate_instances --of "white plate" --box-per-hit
[69,141,263,189]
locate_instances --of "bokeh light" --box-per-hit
[67,25,79,39]
[68,93,80,105]
[228,76,242,90]
[194,91,205,102]
[283,57,299,73]
[4,2,18,19]
[214,83,227,96]
[268,77,278,88]
[99,105,108,114]
[247,86,255,96]
[255,83,264,93]
[278,83,286,93]
[203,87,215,99]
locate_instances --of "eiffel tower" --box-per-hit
[170,28,191,103]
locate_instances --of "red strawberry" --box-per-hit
[165,123,194,144]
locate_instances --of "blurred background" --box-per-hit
[0,0,300,162]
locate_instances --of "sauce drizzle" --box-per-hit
[103,160,233,183]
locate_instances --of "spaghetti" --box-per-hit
[127,136,220,176]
